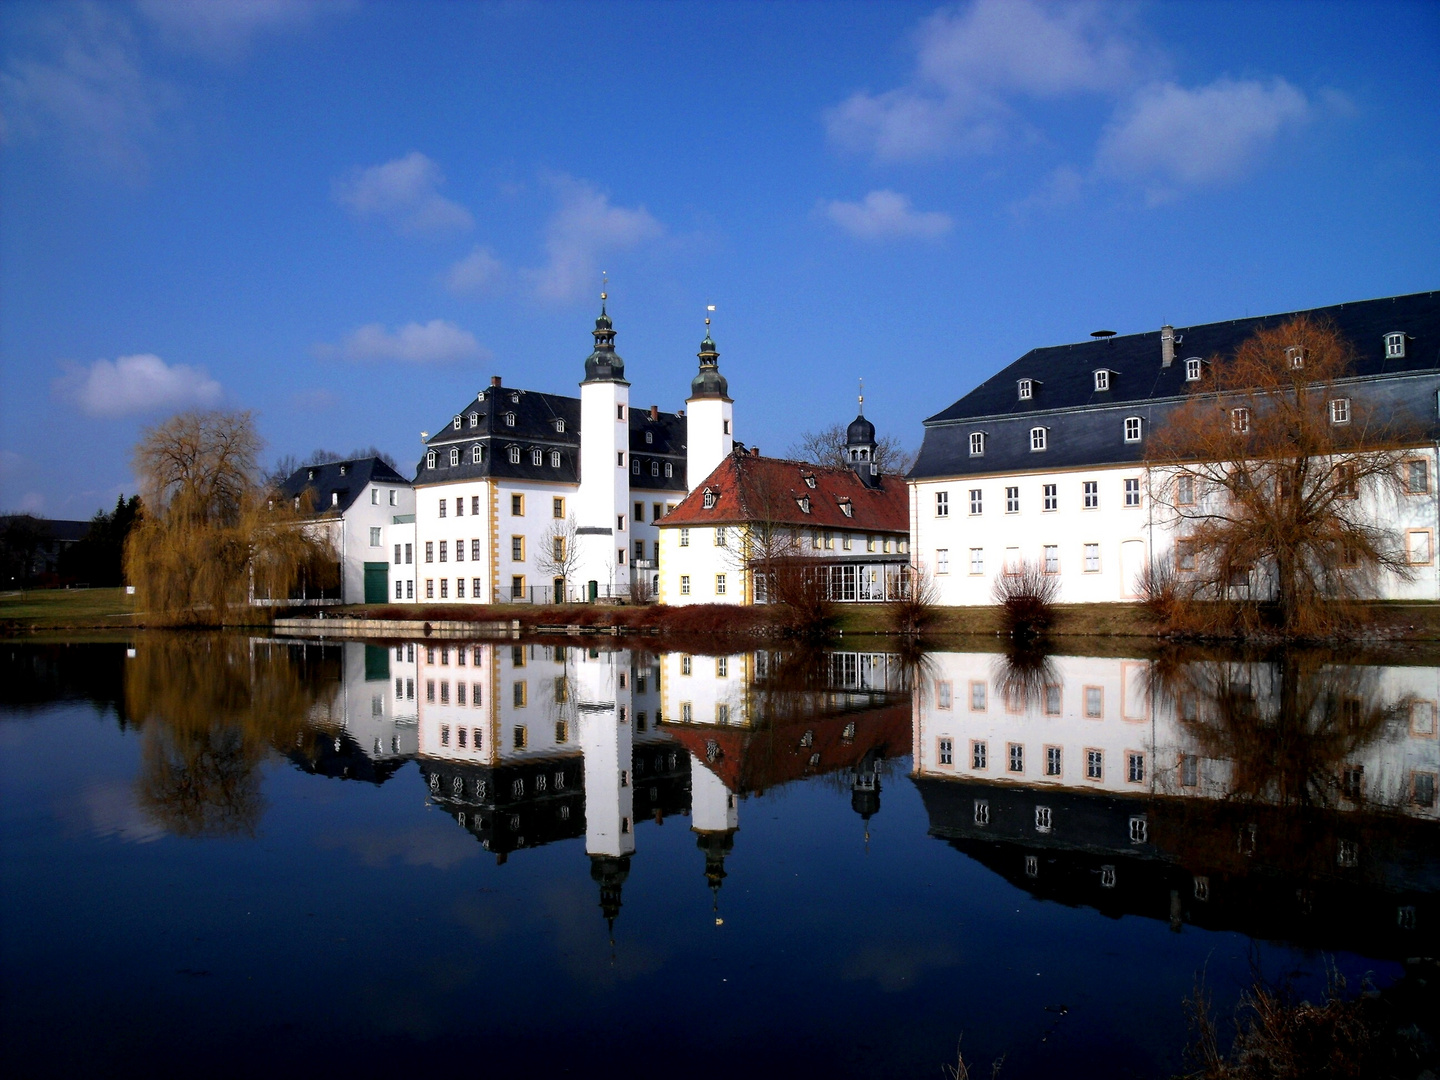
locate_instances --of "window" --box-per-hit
[426,450,436,469]
[1414,772,1437,808]
[395,580,402,599]
[702,488,717,509]
[507,536,522,561]
[617,547,625,565]
[471,495,480,515]
[1407,530,1433,565]
[1008,743,1024,773]
[1042,483,1057,512]
[370,527,382,546]
[664,462,674,478]
[471,539,481,560]
[1181,755,1199,787]
[1083,480,1099,509]
[969,548,984,574]
[937,680,953,709]
[472,577,482,597]
[394,543,402,565]
[390,490,397,506]
[1018,379,1032,400]
[723,420,730,434]
[555,418,566,433]
[1005,486,1019,513]
[1094,369,1109,391]
[634,501,644,522]
[502,411,514,427]
[970,740,988,769]
[1412,701,1437,737]
[1286,346,1305,369]
[1176,539,1197,572]
[552,536,566,561]
[1045,746,1062,776]
[1030,426,1047,452]
[439,540,448,562]
[715,573,726,595]
[1334,462,1358,499]
[1100,865,1116,888]
[1084,686,1102,717]
[973,799,990,825]
[680,575,691,595]
[617,405,625,420]
[645,431,653,445]
[1329,398,1350,424]
[456,578,465,599]
[407,580,414,598]
[681,654,692,675]
[936,549,949,574]
[511,494,524,515]
[446,447,458,467]
[1176,474,1196,505]
[1127,752,1145,784]
[424,541,434,563]
[1124,416,1142,442]
[714,527,727,547]
[1405,459,1430,494]
[1124,478,1140,507]
[425,578,434,598]
[1035,806,1052,832]
[969,432,985,456]
[1385,332,1406,359]
[934,491,949,517]
[716,657,728,677]
[970,681,986,711]
[938,738,953,766]
[439,578,448,599]
[969,489,982,515]
[371,488,378,505]
[452,416,461,430]
[1086,749,1102,780]
[1083,543,1100,572]
[632,459,640,475]
[1230,408,1250,433]
[507,446,521,464]
[634,540,644,561]
[1185,357,1201,381]
[679,528,689,547]
[1042,545,1058,574]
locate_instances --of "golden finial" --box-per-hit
[858,377,865,413]
[705,303,715,330]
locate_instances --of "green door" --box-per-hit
[363,561,389,604]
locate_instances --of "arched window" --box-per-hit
[550,450,560,467]
[651,461,659,476]
[449,447,459,466]
[664,462,673,477]
[1185,357,1202,382]
[1018,379,1033,400]
[531,448,543,465]
[1124,417,1142,443]
[1030,426,1047,452]
[426,450,436,469]
[702,488,716,509]
[468,412,478,427]
[504,412,515,427]
[632,459,640,475]
[508,446,520,464]
[645,431,653,444]
[555,419,565,433]
[452,416,461,430]
[1385,332,1406,359]
[471,444,483,464]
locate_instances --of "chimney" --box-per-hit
[491,375,502,388]
[750,446,759,457]
[1161,325,1175,368]
[649,404,659,421]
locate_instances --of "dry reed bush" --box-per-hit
[125,410,336,625]
[992,559,1058,638]
[1147,317,1419,640]
[127,636,330,837]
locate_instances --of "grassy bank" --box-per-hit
[0,587,136,630]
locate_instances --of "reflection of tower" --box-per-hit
[690,754,738,917]
[579,650,635,936]
[851,749,883,844]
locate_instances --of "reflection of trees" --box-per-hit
[992,644,1060,715]
[127,637,332,837]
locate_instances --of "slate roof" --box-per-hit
[913,290,1440,480]
[661,449,909,533]
[277,457,410,516]
[629,408,688,492]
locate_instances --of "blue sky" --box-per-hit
[2,0,1437,518]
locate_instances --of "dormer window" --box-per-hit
[530,448,542,465]
[510,392,519,403]
[504,412,515,427]
[1231,408,1250,434]
[453,416,461,430]
[331,492,339,506]
[508,446,521,464]
[471,444,483,464]
[645,431,653,444]
[338,464,347,476]
[1385,332,1406,359]
[307,468,316,480]
[1030,426,1047,452]
[838,499,854,518]
[969,432,985,456]
[797,496,811,514]
[1018,379,1033,401]
[426,451,436,469]
[468,412,478,427]
[702,488,716,510]
[1124,416,1142,443]
[449,447,460,466]
[664,462,673,478]
[804,475,817,489]
[550,451,560,467]
[650,461,659,476]
[1329,398,1351,424]
[1286,347,1305,369]
[1185,357,1202,382]
[1094,369,1111,391]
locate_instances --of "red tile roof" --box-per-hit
[661,451,909,533]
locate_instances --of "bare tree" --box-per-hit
[536,513,581,603]
[1147,316,1419,638]
[787,423,915,475]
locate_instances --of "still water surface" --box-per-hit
[1,636,1436,1078]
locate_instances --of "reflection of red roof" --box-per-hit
[660,451,909,533]
[666,699,911,794]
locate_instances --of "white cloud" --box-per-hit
[1097,77,1311,196]
[333,151,473,235]
[444,245,506,295]
[523,177,663,303]
[1009,163,1085,216]
[823,190,953,240]
[0,4,178,179]
[826,0,1140,162]
[323,320,485,364]
[54,353,223,417]
[138,0,347,60]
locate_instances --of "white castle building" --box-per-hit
[403,297,735,605]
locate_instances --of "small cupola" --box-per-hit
[582,289,628,384]
[689,310,729,400]
[846,383,882,488]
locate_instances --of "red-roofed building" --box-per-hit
[657,415,911,605]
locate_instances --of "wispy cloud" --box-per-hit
[1096,77,1311,200]
[318,320,486,364]
[444,245,506,295]
[333,152,474,235]
[823,190,953,240]
[137,0,348,61]
[0,4,178,179]
[1009,163,1085,216]
[53,353,223,417]
[826,0,1139,162]
[522,177,663,303]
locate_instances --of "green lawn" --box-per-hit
[0,587,136,627]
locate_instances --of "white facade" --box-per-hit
[281,466,415,605]
[577,376,632,595]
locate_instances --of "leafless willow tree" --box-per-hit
[788,423,915,475]
[125,410,335,623]
[1146,317,1419,637]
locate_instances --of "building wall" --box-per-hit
[336,480,415,603]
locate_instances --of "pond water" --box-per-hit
[1,636,1436,1078]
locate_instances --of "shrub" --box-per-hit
[991,559,1057,638]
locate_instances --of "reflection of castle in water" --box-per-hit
[913,652,1440,958]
